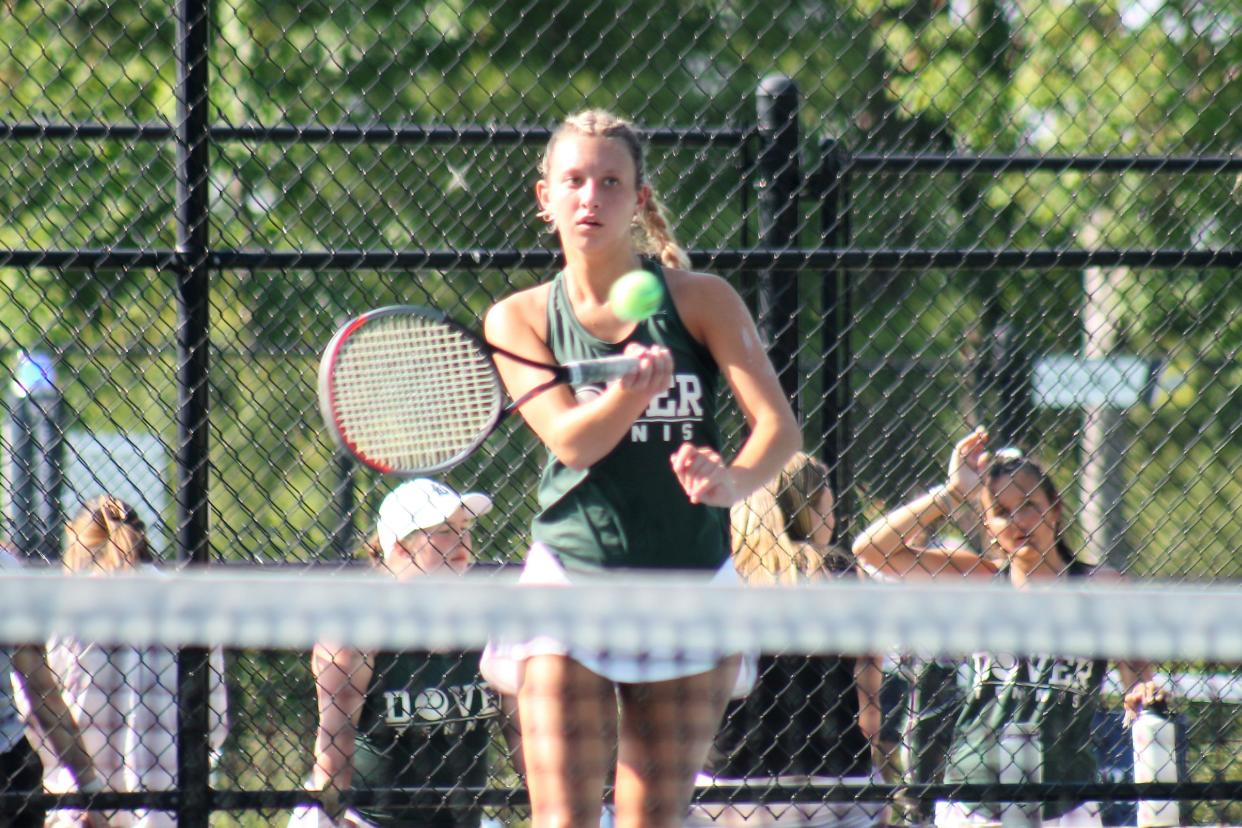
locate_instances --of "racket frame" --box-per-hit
[318,305,639,476]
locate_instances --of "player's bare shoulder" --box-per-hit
[664,267,747,341]
[484,282,553,346]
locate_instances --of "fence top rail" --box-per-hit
[817,146,1242,175]
[0,120,754,146]
[3,247,1241,272]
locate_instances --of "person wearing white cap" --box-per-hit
[373,478,494,578]
[300,479,519,828]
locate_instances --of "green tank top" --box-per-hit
[945,650,1108,820]
[352,651,499,827]
[533,261,731,571]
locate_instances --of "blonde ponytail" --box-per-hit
[637,195,690,269]
[63,495,151,573]
[731,488,805,585]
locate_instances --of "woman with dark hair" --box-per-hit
[852,429,1159,827]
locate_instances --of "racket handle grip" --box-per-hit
[565,355,640,384]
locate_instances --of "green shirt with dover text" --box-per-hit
[532,261,730,572]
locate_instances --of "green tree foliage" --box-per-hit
[2,0,1238,571]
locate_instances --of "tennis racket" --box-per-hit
[318,305,639,475]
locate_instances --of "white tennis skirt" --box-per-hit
[480,543,757,698]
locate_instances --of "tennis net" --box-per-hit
[1,569,1240,826]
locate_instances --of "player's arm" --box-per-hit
[671,270,800,506]
[483,289,673,469]
[11,644,110,828]
[311,643,371,798]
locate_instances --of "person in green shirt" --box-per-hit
[852,430,1160,827]
[305,479,519,828]
[480,109,800,828]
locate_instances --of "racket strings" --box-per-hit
[330,316,501,470]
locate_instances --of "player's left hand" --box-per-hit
[670,443,739,506]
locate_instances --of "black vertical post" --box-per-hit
[7,363,67,562]
[330,314,357,560]
[756,76,801,417]
[972,278,1002,433]
[332,453,356,558]
[819,138,853,541]
[8,399,37,556]
[174,0,212,820]
[993,320,1033,446]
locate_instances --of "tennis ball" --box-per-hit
[609,269,664,322]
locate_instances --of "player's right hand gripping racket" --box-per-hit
[318,305,639,475]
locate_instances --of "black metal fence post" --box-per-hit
[7,354,66,562]
[818,138,853,542]
[756,76,801,417]
[993,319,1033,447]
[333,453,357,559]
[174,0,213,819]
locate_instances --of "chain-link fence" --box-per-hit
[2,0,1241,824]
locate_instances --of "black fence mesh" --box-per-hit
[2,0,1240,824]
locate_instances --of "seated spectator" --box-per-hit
[300,478,520,828]
[23,495,228,828]
[852,429,1159,827]
[1,543,110,828]
[689,451,885,828]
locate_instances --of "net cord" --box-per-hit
[2,570,1239,662]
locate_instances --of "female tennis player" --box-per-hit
[691,451,885,828]
[480,109,800,828]
[852,429,1160,827]
[306,479,519,828]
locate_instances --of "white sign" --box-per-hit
[1033,355,1155,409]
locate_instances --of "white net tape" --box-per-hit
[2,569,1241,662]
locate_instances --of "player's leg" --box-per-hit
[517,654,617,828]
[613,656,740,828]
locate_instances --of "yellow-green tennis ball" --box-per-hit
[609,270,664,322]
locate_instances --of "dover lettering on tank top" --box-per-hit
[351,650,498,827]
[533,260,730,571]
[945,562,1107,820]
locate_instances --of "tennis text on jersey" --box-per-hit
[383,681,499,736]
[629,374,704,443]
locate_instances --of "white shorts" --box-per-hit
[684,773,885,828]
[934,800,1102,828]
[480,543,757,697]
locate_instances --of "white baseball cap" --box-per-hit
[376,479,492,555]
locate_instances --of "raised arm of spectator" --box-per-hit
[852,429,998,580]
